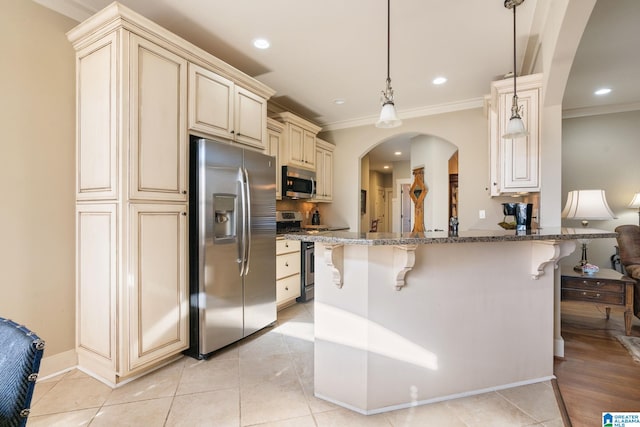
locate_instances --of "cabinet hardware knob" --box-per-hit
[182,190,187,194]
[230,130,235,134]
[182,212,187,216]
[285,262,289,267]
[285,286,289,291]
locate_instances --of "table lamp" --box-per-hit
[562,189,616,272]
[628,192,640,226]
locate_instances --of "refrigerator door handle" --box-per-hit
[242,167,252,276]
[238,170,246,276]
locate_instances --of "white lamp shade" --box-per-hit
[562,189,616,220]
[628,192,640,208]
[376,102,402,128]
[502,116,528,139]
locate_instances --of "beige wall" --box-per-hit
[0,1,77,359]
[561,110,640,269]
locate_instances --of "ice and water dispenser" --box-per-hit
[213,194,236,242]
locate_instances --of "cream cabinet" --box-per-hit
[68,2,274,385]
[72,30,189,385]
[313,138,334,202]
[488,73,542,196]
[188,63,267,150]
[273,112,321,171]
[267,118,285,200]
[276,238,301,309]
[130,34,188,201]
[128,204,188,370]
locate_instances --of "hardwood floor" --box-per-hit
[555,300,640,427]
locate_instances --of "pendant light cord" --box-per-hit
[386,0,391,83]
[512,3,517,96]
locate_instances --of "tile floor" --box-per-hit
[29,302,565,426]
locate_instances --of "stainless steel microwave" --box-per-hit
[282,166,315,199]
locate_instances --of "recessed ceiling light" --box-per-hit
[432,77,447,85]
[333,98,346,105]
[253,38,270,49]
[383,165,390,169]
[394,151,402,156]
[594,88,611,96]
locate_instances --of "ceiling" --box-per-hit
[37,0,640,172]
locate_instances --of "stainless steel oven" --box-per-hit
[297,242,314,302]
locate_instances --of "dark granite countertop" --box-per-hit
[282,227,617,246]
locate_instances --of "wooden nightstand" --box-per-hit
[561,266,635,336]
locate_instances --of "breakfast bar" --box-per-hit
[284,228,615,414]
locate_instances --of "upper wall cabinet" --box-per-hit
[313,138,334,202]
[273,112,322,171]
[130,34,188,201]
[267,118,285,200]
[188,63,267,150]
[488,73,542,196]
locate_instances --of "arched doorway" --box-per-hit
[361,133,458,233]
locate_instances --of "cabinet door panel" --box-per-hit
[77,34,118,200]
[235,86,266,149]
[77,204,117,366]
[288,124,305,166]
[188,63,233,138]
[501,89,538,190]
[128,204,188,370]
[324,150,333,201]
[267,128,281,199]
[303,130,316,169]
[130,35,187,201]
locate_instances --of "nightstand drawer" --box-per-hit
[561,277,624,293]
[561,289,624,305]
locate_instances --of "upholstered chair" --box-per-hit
[0,317,45,427]
[615,225,640,317]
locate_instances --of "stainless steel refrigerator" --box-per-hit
[187,136,276,359]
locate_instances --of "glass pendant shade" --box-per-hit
[376,102,402,128]
[503,114,527,139]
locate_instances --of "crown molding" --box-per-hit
[322,97,485,132]
[562,102,640,119]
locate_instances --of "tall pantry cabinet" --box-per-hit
[68,3,274,385]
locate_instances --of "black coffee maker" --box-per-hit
[502,202,533,231]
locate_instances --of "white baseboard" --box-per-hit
[37,349,77,381]
[316,376,557,415]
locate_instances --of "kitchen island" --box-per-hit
[284,228,615,414]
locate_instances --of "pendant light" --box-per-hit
[502,0,528,139]
[375,0,401,128]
